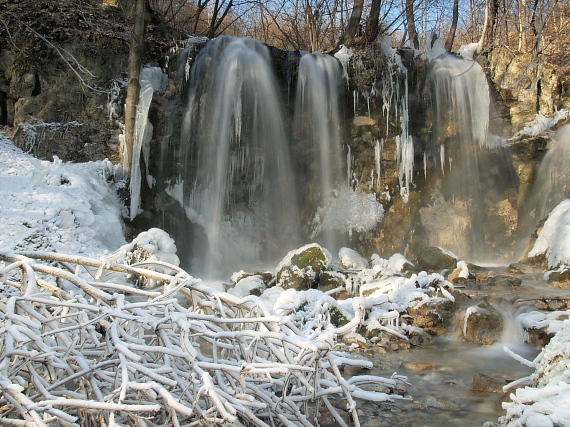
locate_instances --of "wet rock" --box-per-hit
[462,301,504,345]
[416,246,458,271]
[507,262,536,275]
[471,373,505,393]
[318,270,347,294]
[423,396,461,411]
[525,327,556,347]
[535,297,570,311]
[465,263,492,282]
[546,267,570,283]
[402,361,436,372]
[276,243,331,290]
[407,297,456,335]
[485,274,522,287]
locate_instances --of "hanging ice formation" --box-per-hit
[380,36,414,202]
[169,36,301,277]
[295,52,345,251]
[129,67,168,221]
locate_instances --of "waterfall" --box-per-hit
[424,46,518,261]
[294,52,345,252]
[171,36,301,277]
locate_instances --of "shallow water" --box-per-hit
[355,268,569,427]
[359,338,539,426]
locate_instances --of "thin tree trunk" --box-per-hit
[405,0,419,49]
[124,0,147,172]
[341,0,364,45]
[364,0,382,43]
[445,0,459,51]
[518,0,527,51]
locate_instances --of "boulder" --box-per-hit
[485,274,522,287]
[471,373,505,393]
[416,246,458,272]
[546,267,570,283]
[275,244,332,290]
[407,297,455,335]
[462,301,504,345]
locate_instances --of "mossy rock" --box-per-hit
[330,306,350,328]
[276,244,331,290]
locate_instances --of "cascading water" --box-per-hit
[424,43,519,261]
[294,52,345,252]
[167,36,301,277]
[516,123,570,256]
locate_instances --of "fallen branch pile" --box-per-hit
[0,251,407,426]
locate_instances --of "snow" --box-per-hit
[339,247,368,269]
[0,133,126,256]
[499,318,570,426]
[519,110,569,137]
[457,43,480,60]
[228,274,266,298]
[528,199,570,268]
[334,44,353,83]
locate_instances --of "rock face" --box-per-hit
[0,0,182,163]
[463,301,504,345]
[485,49,570,134]
[0,1,131,162]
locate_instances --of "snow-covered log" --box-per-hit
[0,251,407,426]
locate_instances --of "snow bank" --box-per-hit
[528,199,570,268]
[0,134,126,256]
[500,318,570,426]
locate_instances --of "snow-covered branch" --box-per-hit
[0,251,407,426]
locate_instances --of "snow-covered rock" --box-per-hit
[275,243,332,290]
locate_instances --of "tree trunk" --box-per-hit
[364,0,382,43]
[445,0,459,51]
[341,0,364,45]
[124,0,147,172]
[405,0,419,49]
[518,0,527,51]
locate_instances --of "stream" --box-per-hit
[355,268,568,426]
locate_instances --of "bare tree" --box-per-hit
[124,0,147,172]
[445,0,459,50]
[405,0,419,48]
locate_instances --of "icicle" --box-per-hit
[423,151,427,180]
[353,90,358,114]
[375,139,382,189]
[130,67,168,221]
[440,144,445,175]
[346,143,352,189]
